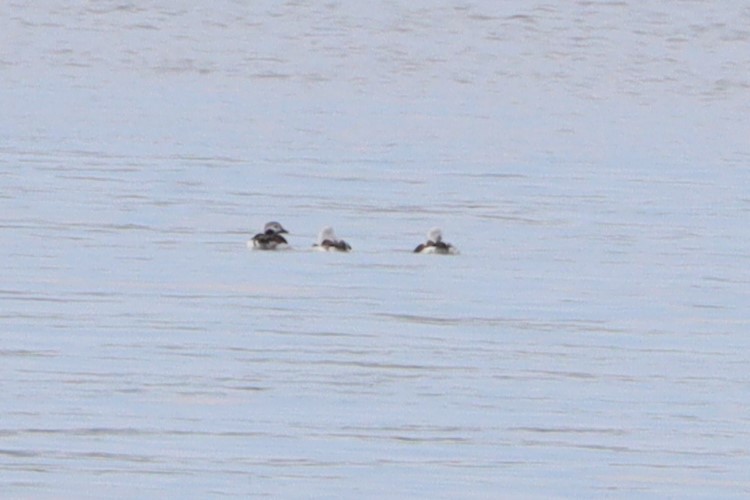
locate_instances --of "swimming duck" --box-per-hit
[313,226,351,252]
[413,227,458,255]
[249,221,289,250]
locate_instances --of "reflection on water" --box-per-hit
[2,0,750,497]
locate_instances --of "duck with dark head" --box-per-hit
[249,221,290,250]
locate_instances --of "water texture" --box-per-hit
[2,1,749,498]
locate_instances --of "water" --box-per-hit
[2,1,750,498]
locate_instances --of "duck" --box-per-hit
[413,227,458,255]
[313,226,351,252]
[249,221,289,250]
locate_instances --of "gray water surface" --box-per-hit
[2,1,750,498]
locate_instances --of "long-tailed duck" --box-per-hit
[249,221,289,250]
[313,226,351,252]
[413,227,458,255]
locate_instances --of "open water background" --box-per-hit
[2,1,749,497]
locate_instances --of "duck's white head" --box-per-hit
[318,226,337,244]
[264,221,288,234]
[427,227,443,243]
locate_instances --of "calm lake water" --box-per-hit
[2,1,750,498]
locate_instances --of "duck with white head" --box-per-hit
[413,227,458,255]
[313,226,351,252]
